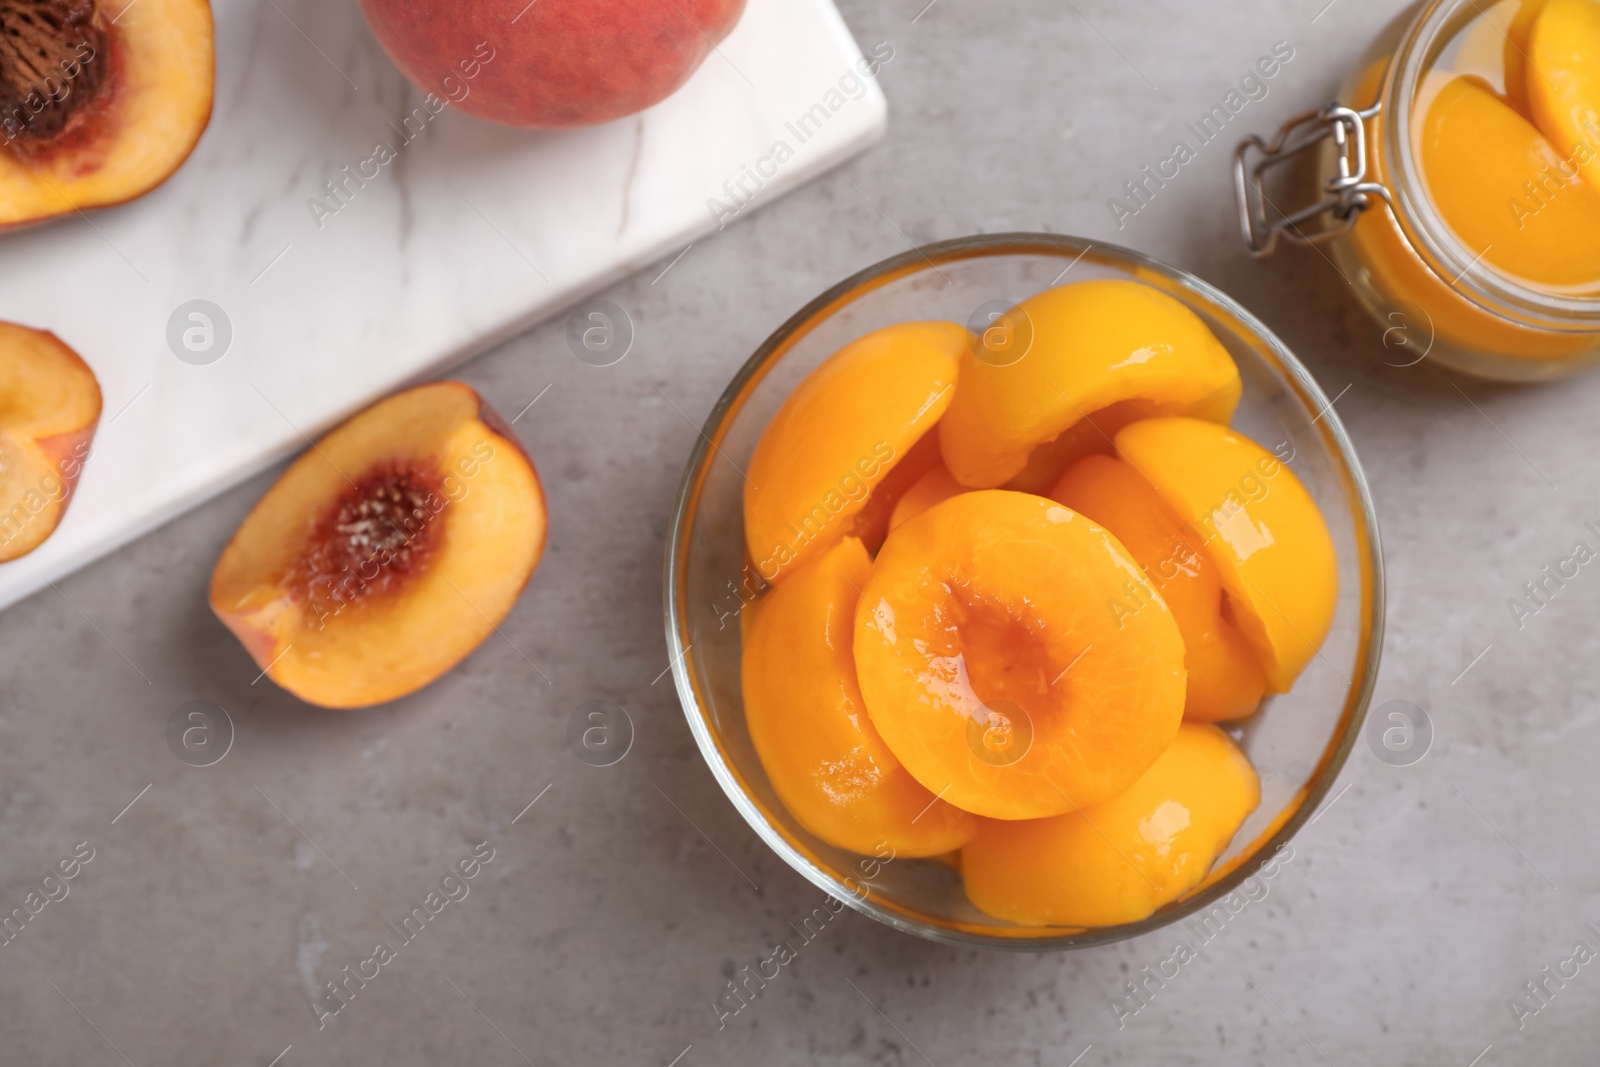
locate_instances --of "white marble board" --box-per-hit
[0,0,886,612]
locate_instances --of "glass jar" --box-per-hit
[1235,0,1600,381]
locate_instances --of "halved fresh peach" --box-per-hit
[853,490,1186,821]
[1526,0,1600,194]
[887,463,965,532]
[938,280,1241,489]
[210,382,546,709]
[0,321,99,562]
[961,723,1260,927]
[1114,418,1336,694]
[0,0,214,231]
[742,536,977,856]
[1420,73,1600,287]
[744,322,965,583]
[1051,455,1266,722]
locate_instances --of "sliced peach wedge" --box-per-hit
[938,279,1241,489]
[1051,454,1267,723]
[887,463,964,533]
[1526,0,1600,194]
[1419,73,1600,288]
[1114,418,1336,694]
[1502,0,1549,115]
[962,723,1260,928]
[0,320,100,562]
[742,536,976,856]
[210,382,546,709]
[0,0,215,231]
[744,321,965,584]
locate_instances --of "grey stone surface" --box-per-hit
[2,1,1595,1064]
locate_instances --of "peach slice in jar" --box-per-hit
[0,321,100,562]
[742,536,976,856]
[853,490,1187,821]
[1503,0,1550,114]
[937,279,1241,489]
[1051,455,1266,722]
[1339,54,1598,365]
[1113,418,1336,694]
[744,322,965,583]
[961,723,1260,927]
[1420,73,1600,288]
[1526,0,1600,194]
[210,382,546,709]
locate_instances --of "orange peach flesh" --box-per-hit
[210,382,546,709]
[741,536,977,856]
[1050,454,1267,722]
[743,321,965,584]
[0,0,214,230]
[853,490,1187,821]
[0,321,100,562]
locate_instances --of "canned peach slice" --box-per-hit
[1420,73,1600,288]
[937,279,1241,489]
[741,537,977,856]
[1502,0,1549,114]
[1051,455,1266,723]
[853,490,1186,821]
[1526,0,1600,195]
[744,322,965,583]
[886,463,965,532]
[961,723,1260,928]
[1113,418,1336,694]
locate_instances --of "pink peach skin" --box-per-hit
[358,0,748,128]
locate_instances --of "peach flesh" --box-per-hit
[0,0,214,231]
[0,321,100,562]
[210,382,547,709]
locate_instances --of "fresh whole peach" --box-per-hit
[357,0,748,129]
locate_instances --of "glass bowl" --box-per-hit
[664,233,1385,950]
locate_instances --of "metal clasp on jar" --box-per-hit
[1234,102,1392,257]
